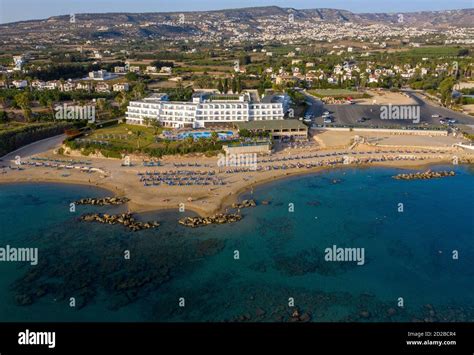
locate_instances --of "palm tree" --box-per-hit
[151,120,162,135]
[143,117,151,127]
[47,99,55,119]
[210,131,219,146]
[115,91,129,112]
[135,130,144,149]
[97,99,110,120]
[185,136,194,146]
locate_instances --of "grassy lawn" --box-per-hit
[394,46,465,58]
[84,123,162,149]
[309,89,363,98]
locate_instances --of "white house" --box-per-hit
[12,80,28,89]
[113,83,130,92]
[88,70,117,81]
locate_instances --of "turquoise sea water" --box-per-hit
[0,164,473,322]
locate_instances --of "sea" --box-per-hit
[0,164,473,322]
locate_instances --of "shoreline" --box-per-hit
[0,158,465,218]
[218,158,458,212]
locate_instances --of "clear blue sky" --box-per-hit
[0,0,472,24]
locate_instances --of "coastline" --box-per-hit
[0,157,462,218]
[218,157,457,212]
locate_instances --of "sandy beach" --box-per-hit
[1,136,472,217]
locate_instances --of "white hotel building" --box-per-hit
[125,92,290,128]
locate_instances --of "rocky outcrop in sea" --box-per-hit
[80,212,159,231]
[393,170,455,180]
[179,213,242,228]
[75,197,130,206]
[232,199,256,209]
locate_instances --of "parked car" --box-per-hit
[431,114,441,118]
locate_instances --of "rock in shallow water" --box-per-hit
[80,212,159,231]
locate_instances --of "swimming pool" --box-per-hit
[177,131,234,140]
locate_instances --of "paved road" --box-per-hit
[0,134,66,162]
[405,90,474,125]
[303,91,325,118]
[302,91,474,128]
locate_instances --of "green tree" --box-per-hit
[223,78,229,94]
[96,98,110,120]
[439,77,455,107]
[0,111,8,123]
[132,82,146,100]
[125,72,139,81]
[134,130,144,149]
[14,91,32,121]
[217,79,224,94]
[151,119,162,134]
[236,76,242,93]
[210,131,218,146]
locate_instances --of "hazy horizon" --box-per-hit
[0,0,472,24]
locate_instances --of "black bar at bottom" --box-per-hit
[0,322,472,354]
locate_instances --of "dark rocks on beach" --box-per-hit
[178,213,242,228]
[393,170,455,181]
[232,199,256,209]
[75,197,130,206]
[80,212,160,231]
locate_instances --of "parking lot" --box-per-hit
[305,91,474,128]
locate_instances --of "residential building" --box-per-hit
[113,83,130,92]
[12,80,28,89]
[95,83,110,93]
[88,70,117,81]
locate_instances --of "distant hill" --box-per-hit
[1,6,472,42]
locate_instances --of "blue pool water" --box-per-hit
[0,164,473,322]
[177,131,234,140]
